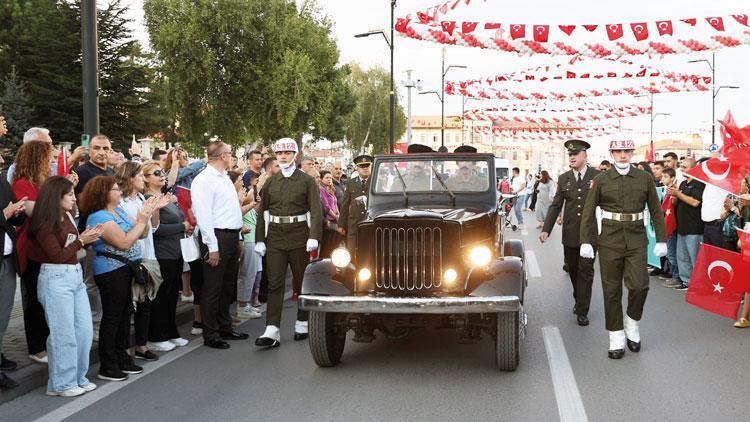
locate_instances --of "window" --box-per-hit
[512,151,518,160]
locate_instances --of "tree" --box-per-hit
[143,0,354,149]
[342,63,406,154]
[0,67,34,159]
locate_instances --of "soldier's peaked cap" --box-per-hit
[407,144,435,153]
[564,139,591,154]
[353,154,373,165]
[454,145,477,153]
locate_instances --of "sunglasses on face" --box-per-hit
[357,164,371,168]
[146,170,163,177]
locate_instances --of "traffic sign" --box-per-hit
[708,143,720,153]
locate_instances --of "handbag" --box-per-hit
[180,234,200,262]
[99,252,150,286]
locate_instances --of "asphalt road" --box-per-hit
[2,211,749,422]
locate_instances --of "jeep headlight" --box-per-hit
[331,248,352,268]
[469,246,492,267]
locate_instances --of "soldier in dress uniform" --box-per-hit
[338,154,373,251]
[540,139,599,326]
[579,139,667,359]
[254,138,323,347]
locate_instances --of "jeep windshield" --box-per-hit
[373,158,491,193]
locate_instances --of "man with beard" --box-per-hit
[540,140,599,327]
[580,139,666,360]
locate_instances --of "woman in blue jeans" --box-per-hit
[29,177,104,397]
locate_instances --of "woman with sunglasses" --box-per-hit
[143,162,193,346]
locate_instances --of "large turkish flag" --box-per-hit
[686,244,746,319]
[684,150,750,195]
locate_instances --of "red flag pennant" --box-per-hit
[566,71,576,79]
[533,25,549,42]
[462,21,478,33]
[580,73,590,78]
[630,22,649,41]
[707,17,725,31]
[417,12,433,24]
[681,18,697,26]
[661,182,676,236]
[685,150,750,195]
[441,21,456,35]
[686,244,745,319]
[738,228,750,263]
[607,72,616,77]
[559,25,576,36]
[56,148,69,177]
[636,68,647,77]
[484,22,502,30]
[583,24,598,32]
[606,24,624,41]
[732,14,749,26]
[510,24,526,39]
[656,20,674,35]
[719,110,750,156]
[395,17,410,33]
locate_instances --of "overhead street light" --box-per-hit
[689,53,741,145]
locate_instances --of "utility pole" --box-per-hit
[401,70,418,145]
[389,0,395,154]
[689,52,740,146]
[82,0,100,138]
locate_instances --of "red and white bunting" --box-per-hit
[395,11,750,57]
[464,106,650,124]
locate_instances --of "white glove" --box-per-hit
[254,242,267,257]
[306,239,319,252]
[580,244,595,259]
[653,242,667,257]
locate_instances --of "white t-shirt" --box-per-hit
[511,175,526,194]
[3,233,12,255]
[120,194,158,260]
[701,184,727,222]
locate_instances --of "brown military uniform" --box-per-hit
[543,166,600,316]
[579,167,666,331]
[339,175,370,251]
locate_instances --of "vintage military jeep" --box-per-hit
[299,152,527,371]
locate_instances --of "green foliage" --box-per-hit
[0,67,34,158]
[143,0,354,149]
[343,63,406,155]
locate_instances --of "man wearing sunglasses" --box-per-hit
[338,155,373,250]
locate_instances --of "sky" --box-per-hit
[118,0,750,156]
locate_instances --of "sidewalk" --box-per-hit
[0,278,197,404]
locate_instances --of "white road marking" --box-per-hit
[526,250,542,278]
[521,229,529,236]
[542,326,589,422]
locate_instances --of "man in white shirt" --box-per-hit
[510,167,526,228]
[700,167,728,248]
[191,141,246,349]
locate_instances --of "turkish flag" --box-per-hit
[606,24,623,40]
[395,17,410,33]
[441,21,456,35]
[566,71,576,79]
[630,22,649,41]
[636,68,647,77]
[733,14,749,26]
[686,244,746,319]
[56,148,69,177]
[462,22,478,33]
[707,17,725,32]
[559,25,576,36]
[684,150,750,195]
[510,24,525,39]
[681,18,697,26]
[533,25,549,42]
[656,20,674,35]
[484,22,502,30]
[661,183,676,237]
[583,24,598,32]
[720,110,750,156]
[738,228,750,263]
[176,186,197,226]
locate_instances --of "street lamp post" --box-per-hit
[461,96,475,145]
[401,70,421,145]
[82,0,100,137]
[354,0,397,154]
[688,52,740,145]
[420,50,465,150]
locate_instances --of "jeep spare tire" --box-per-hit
[309,311,346,367]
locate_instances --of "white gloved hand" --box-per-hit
[254,242,267,257]
[580,243,595,259]
[653,242,667,257]
[306,239,319,252]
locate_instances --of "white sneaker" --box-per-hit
[236,306,262,320]
[80,382,97,392]
[47,386,86,397]
[181,294,194,303]
[29,353,48,364]
[147,341,176,352]
[169,337,189,347]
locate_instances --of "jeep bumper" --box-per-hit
[298,295,520,314]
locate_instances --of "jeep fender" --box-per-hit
[503,239,524,260]
[469,257,525,303]
[301,259,353,296]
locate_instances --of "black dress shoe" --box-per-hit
[0,354,18,371]
[220,331,249,340]
[255,336,280,348]
[577,315,589,326]
[204,339,230,349]
[627,339,641,353]
[294,332,308,341]
[608,349,625,359]
[0,372,19,389]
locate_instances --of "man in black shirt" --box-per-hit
[668,158,704,290]
[74,135,115,196]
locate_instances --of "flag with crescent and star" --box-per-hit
[686,243,746,319]
[661,184,676,237]
[684,149,750,195]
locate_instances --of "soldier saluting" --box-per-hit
[254,138,323,347]
[338,154,373,250]
[540,140,599,327]
[579,139,666,360]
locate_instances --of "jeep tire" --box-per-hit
[309,311,346,367]
[495,311,520,371]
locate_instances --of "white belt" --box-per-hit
[601,210,644,222]
[269,214,308,224]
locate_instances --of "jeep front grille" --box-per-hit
[375,227,443,291]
